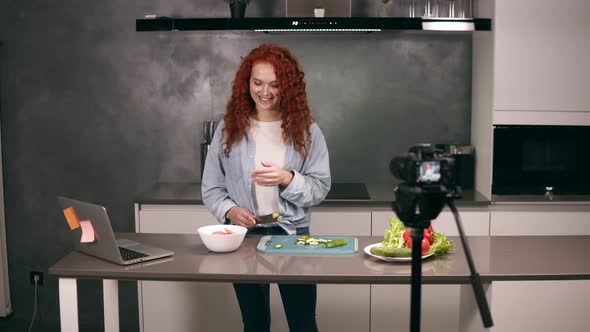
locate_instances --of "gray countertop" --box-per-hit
[135,182,490,207]
[49,233,590,283]
[491,195,590,204]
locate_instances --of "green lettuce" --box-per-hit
[381,217,406,248]
[429,231,454,255]
[379,217,454,256]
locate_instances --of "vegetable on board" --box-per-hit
[295,236,348,248]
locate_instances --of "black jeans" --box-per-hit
[233,226,319,332]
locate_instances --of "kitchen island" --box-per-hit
[49,233,590,332]
[132,183,494,332]
[129,182,590,332]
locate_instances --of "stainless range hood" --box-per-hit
[135,17,491,32]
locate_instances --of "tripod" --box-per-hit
[393,183,494,332]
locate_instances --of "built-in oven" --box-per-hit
[492,125,590,196]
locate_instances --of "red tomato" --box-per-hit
[423,230,434,245]
[421,239,430,255]
[406,237,430,256]
[212,231,228,235]
[405,237,412,248]
[403,229,411,243]
[427,225,434,233]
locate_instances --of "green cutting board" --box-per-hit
[256,235,358,255]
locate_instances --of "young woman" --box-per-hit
[201,43,331,332]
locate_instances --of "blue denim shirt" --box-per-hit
[201,120,331,235]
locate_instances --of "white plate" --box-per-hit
[364,243,434,262]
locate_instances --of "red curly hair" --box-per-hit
[222,43,313,158]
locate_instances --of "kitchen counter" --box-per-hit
[135,182,490,207]
[50,234,590,332]
[49,233,590,283]
[492,194,590,204]
[48,233,590,332]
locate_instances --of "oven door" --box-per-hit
[492,125,590,195]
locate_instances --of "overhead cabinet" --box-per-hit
[492,0,590,124]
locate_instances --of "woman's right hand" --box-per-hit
[225,207,257,228]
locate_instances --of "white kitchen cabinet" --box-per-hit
[489,203,590,236]
[136,204,217,234]
[135,204,243,332]
[492,0,590,125]
[371,207,490,237]
[494,0,590,115]
[430,207,490,237]
[489,280,590,332]
[269,206,372,332]
[310,207,372,236]
[370,207,490,332]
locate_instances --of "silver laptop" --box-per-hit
[57,196,174,265]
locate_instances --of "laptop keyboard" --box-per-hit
[119,247,148,261]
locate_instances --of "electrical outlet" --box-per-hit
[30,271,43,286]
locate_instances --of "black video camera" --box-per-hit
[390,144,457,188]
[390,144,460,224]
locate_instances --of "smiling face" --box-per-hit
[249,61,280,117]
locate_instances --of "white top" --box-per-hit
[248,118,287,216]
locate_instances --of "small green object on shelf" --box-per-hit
[274,244,283,249]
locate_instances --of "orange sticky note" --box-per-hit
[63,207,80,230]
[79,220,95,243]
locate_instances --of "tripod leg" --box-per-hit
[448,200,493,328]
[410,228,424,332]
[459,283,491,332]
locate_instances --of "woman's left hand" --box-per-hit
[251,162,293,187]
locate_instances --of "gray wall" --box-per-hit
[0,1,471,330]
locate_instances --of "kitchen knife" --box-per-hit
[255,213,283,225]
[208,121,216,142]
[203,121,210,144]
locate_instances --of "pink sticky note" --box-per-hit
[79,220,95,243]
